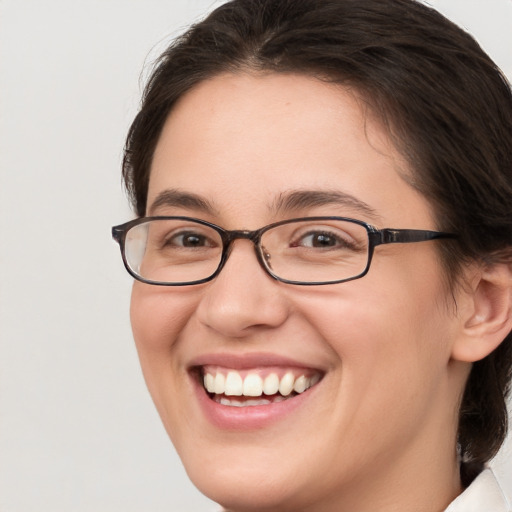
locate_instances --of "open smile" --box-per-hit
[202,366,322,407]
[188,357,325,430]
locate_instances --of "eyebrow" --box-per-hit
[271,189,382,222]
[148,189,217,216]
[148,187,381,223]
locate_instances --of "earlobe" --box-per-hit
[451,263,512,363]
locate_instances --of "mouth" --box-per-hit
[199,366,323,407]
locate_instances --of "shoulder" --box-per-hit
[445,469,511,512]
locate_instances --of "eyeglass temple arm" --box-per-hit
[112,226,124,244]
[372,229,457,246]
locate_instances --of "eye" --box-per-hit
[291,230,355,250]
[297,232,340,248]
[166,230,217,248]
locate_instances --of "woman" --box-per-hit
[113,0,512,510]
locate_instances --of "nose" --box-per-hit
[195,239,290,338]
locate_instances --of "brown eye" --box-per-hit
[303,232,337,248]
[291,230,355,250]
[167,231,216,248]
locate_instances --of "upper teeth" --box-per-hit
[203,368,320,397]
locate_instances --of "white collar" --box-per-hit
[444,469,511,512]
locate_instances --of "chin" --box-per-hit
[187,466,309,512]
[171,430,342,512]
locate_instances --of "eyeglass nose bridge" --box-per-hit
[223,229,260,242]
[216,228,273,280]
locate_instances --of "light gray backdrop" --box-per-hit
[1,1,511,511]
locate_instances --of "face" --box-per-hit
[131,73,467,511]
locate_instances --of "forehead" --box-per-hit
[148,72,432,228]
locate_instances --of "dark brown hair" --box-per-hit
[122,0,512,486]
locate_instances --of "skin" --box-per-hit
[130,72,478,512]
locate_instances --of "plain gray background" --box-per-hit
[1,1,511,510]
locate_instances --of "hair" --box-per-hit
[122,0,512,487]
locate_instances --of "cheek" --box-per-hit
[130,283,197,352]
[129,283,202,439]
[129,283,199,403]
[298,265,454,411]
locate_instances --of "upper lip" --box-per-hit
[188,352,325,372]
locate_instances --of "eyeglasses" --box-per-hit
[112,216,456,286]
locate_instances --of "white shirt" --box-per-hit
[445,469,511,512]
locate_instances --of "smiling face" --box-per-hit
[130,73,470,511]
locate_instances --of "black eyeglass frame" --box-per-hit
[112,216,457,286]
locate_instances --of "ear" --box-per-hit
[451,262,512,363]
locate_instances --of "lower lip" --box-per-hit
[191,374,319,431]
